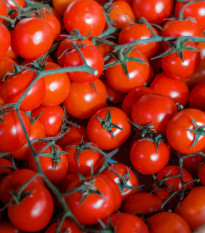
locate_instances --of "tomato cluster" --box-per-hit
[1,0,205,232]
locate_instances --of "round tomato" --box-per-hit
[87,107,131,150]
[0,25,11,60]
[45,220,81,233]
[12,18,54,59]
[52,0,75,15]
[188,82,205,111]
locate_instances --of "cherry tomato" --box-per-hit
[63,0,105,38]
[87,107,131,150]
[147,212,191,233]
[0,0,7,23]
[63,79,107,119]
[188,82,205,111]
[52,0,75,15]
[0,110,31,152]
[0,57,17,83]
[12,18,54,59]
[166,108,205,154]
[0,221,22,233]
[45,220,81,233]
[8,184,54,232]
[198,163,205,186]
[0,25,11,60]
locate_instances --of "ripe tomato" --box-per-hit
[132,93,177,133]
[45,220,81,233]
[108,1,135,28]
[166,108,205,154]
[198,163,205,186]
[0,110,31,152]
[132,0,173,24]
[102,163,139,201]
[105,48,150,93]
[123,192,162,215]
[0,0,7,23]
[150,72,189,106]
[63,79,107,119]
[0,221,22,233]
[2,69,46,111]
[118,23,159,58]
[87,107,131,150]
[12,18,54,60]
[147,212,191,233]
[65,174,122,224]
[0,57,17,83]
[0,169,44,205]
[188,82,205,111]
[63,0,105,38]
[175,186,205,231]
[0,25,11,60]
[64,44,104,83]
[52,0,75,15]
[162,41,201,80]
[8,184,54,232]
[130,138,170,175]
[42,62,70,106]
[31,105,64,136]
[28,142,69,183]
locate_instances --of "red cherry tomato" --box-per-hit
[0,221,22,233]
[45,220,81,233]
[0,0,7,23]
[0,25,11,60]
[0,57,17,83]
[188,82,205,111]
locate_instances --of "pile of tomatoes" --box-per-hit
[1,0,205,232]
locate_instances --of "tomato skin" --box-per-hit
[64,44,104,83]
[0,158,13,175]
[87,107,131,150]
[150,72,189,106]
[132,93,177,133]
[12,18,54,60]
[28,142,69,183]
[188,82,205,111]
[31,105,64,136]
[42,62,70,106]
[0,0,7,23]
[198,163,205,186]
[45,220,81,233]
[108,1,135,28]
[2,70,46,111]
[52,0,75,15]
[0,111,31,152]
[130,138,170,175]
[118,23,159,58]
[102,163,139,201]
[0,169,44,205]
[166,108,205,154]
[132,0,173,24]
[0,57,17,83]
[8,185,54,232]
[0,221,22,233]
[64,143,104,176]
[0,25,11,60]
[65,174,122,224]
[175,186,205,231]
[63,79,107,119]
[105,48,150,93]
[147,212,191,233]
[63,0,105,38]
[162,42,201,80]
[108,213,149,233]
[123,192,162,215]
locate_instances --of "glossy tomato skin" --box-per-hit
[65,174,122,224]
[63,0,105,38]
[42,62,70,106]
[8,185,54,232]
[175,186,205,230]
[188,82,205,111]
[166,108,205,154]
[150,72,189,106]
[87,107,131,150]
[0,25,11,60]
[63,79,106,119]
[0,0,7,23]
[0,169,44,205]
[108,1,135,28]
[28,142,68,183]
[31,105,64,136]
[123,192,162,215]
[0,221,22,233]
[45,220,81,233]
[2,70,46,111]
[118,23,159,58]
[130,138,170,175]
[147,212,191,233]
[105,48,150,93]
[64,44,104,83]
[132,93,177,133]
[102,163,139,201]
[0,111,31,152]
[162,42,201,80]
[12,18,54,60]
[132,0,173,24]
